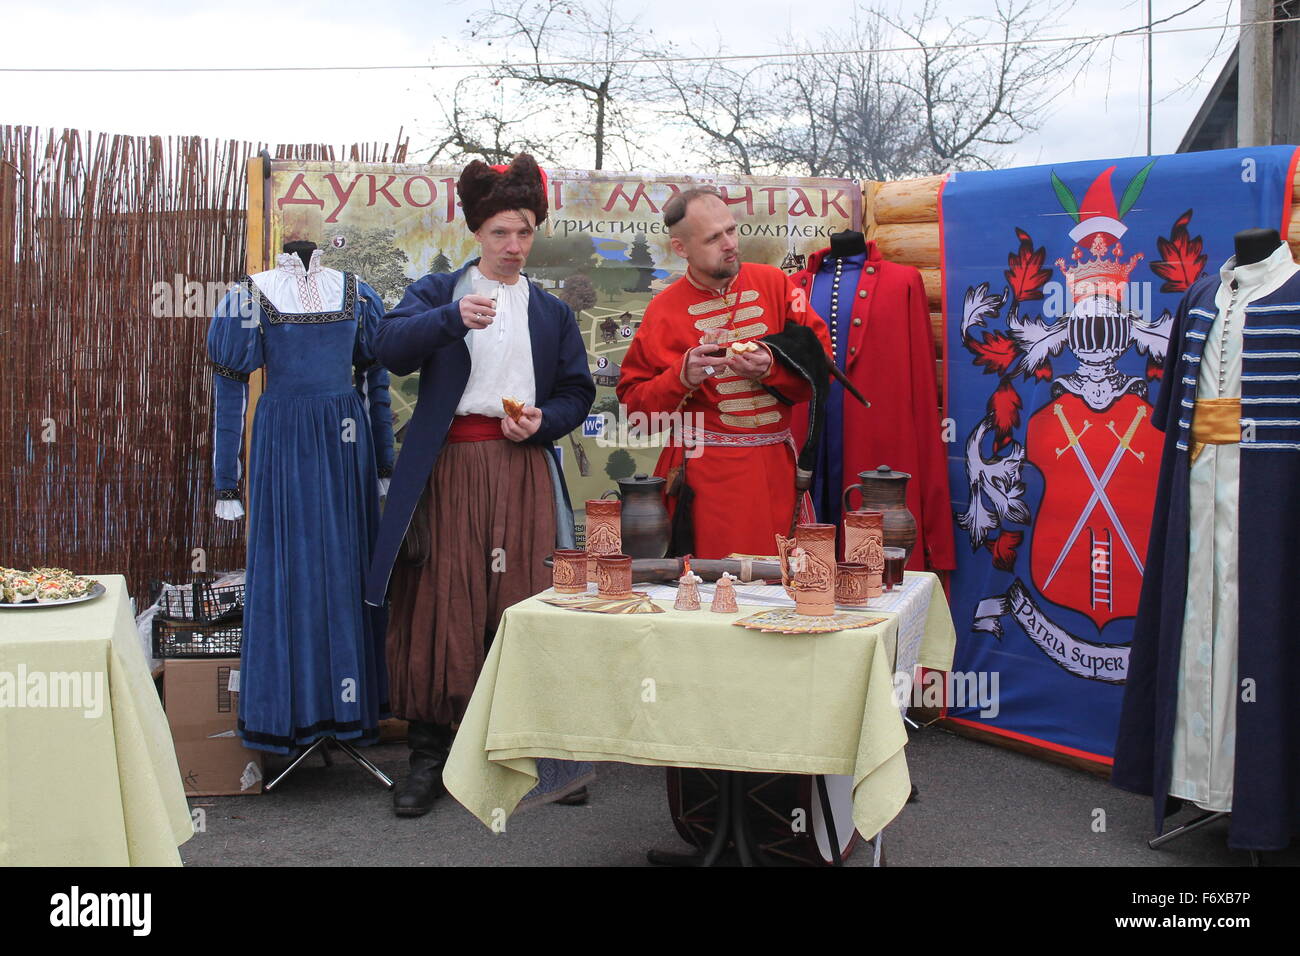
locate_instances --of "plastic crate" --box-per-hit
[158,579,244,623]
[153,616,243,658]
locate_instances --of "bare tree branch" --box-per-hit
[651,44,769,175]
[462,0,659,169]
[423,0,1149,178]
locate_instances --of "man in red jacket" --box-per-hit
[617,187,831,557]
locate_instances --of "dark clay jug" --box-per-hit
[611,473,670,559]
[843,465,917,563]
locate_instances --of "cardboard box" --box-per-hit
[164,658,263,796]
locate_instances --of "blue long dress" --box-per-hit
[209,267,394,754]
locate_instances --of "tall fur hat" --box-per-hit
[457,153,549,231]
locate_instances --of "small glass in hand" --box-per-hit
[471,277,502,339]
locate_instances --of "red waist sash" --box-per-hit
[447,413,506,443]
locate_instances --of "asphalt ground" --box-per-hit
[178,723,1299,867]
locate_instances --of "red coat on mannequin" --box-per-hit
[790,243,956,571]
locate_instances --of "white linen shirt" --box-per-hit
[454,266,537,416]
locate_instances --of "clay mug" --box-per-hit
[552,549,588,594]
[596,553,633,599]
[835,563,871,607]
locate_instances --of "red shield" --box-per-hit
[1025,392,1163,628]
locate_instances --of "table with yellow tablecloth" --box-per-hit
[444,571,956,843]
[0,575,193,866]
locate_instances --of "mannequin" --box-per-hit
[283,238,317,271]
[1113,229,1300,851]
[791,239,956,570]
[207,242,395,756]
[1234,227,1281,266]
[829,229,867,258]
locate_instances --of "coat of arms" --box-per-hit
[955,161,1208,675]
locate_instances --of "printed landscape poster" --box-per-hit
[262,162,858,537]
[940,145,1300,761]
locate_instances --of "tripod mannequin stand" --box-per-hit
[264,735,394,792]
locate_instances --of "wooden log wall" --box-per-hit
[861,176,945,404]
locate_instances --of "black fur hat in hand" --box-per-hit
[457,153,550,231]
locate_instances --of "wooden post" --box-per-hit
[243,155,268,517]
[1239,0,1275,147]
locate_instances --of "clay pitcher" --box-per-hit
[843,465,917,563]
[611,473,669,559]
[775,523,837,616]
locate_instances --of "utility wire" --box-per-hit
[0,15,1294,73]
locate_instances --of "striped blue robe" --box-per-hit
[1113,255,1300,850]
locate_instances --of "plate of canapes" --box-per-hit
[0,567,105,608]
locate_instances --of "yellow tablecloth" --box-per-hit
[444,571,956,842]
[0,575,193,865]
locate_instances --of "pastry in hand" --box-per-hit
[502,396,526,422]
[728,340,760,355]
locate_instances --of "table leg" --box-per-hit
[814,774,844,867]
[730,773,769,867]
[647,771,736,867]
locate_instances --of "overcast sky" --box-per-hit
[0,0,1245,172]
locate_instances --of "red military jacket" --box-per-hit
[790,243,956,571]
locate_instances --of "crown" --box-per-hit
[1056,235,1144,304]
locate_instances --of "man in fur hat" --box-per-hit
[366,154,596,816]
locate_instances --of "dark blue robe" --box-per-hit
[1112,270,1300,850]
[807,252,864,532]
[364,262,595,606]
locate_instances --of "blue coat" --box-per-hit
[1112,270,1300,850]
[364,262,595,606]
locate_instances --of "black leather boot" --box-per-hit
[392,721,451,817]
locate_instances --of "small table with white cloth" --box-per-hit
[443,570,955,865]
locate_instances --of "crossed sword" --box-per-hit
[1042,403,1147,589]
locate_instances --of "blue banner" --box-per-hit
[941,145,1299,759]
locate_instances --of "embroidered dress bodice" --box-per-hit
[249,250,346,315]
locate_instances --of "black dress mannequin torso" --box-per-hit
[1234,228,1281,266]
[283,239,318,271]
[829,230,866,258]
